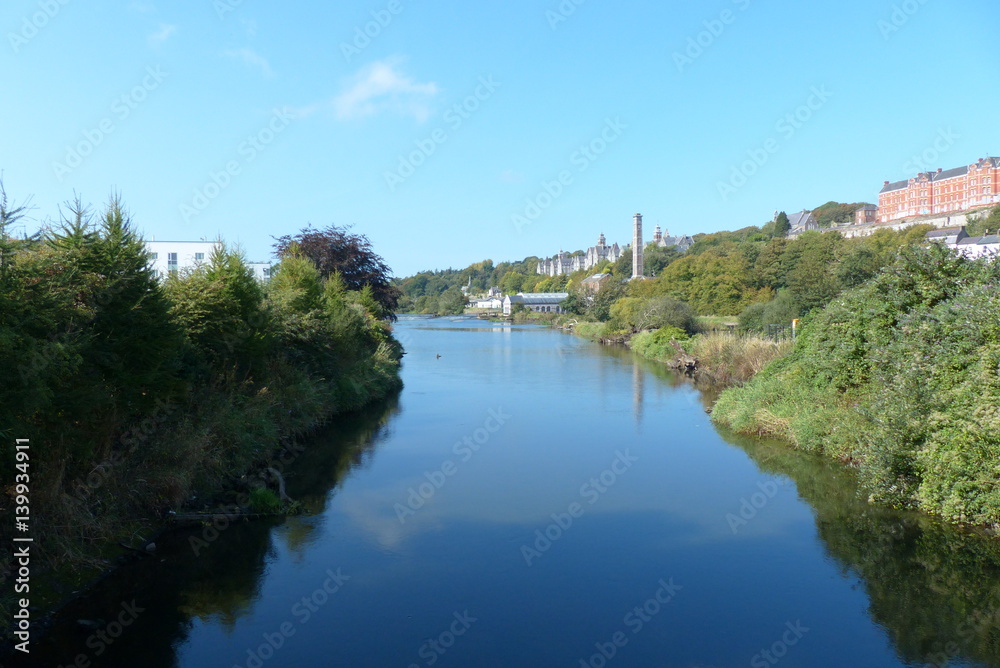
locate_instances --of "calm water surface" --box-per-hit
[23,317,1000,667]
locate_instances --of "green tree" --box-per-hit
[273,225,401,319]
[773,212,791,238]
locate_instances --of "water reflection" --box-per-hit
[13,394,401,668]
[719,428,1000,667]
[13,321,1000,667]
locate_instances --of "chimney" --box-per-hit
[883,181,890,186]
[632,213,644,280]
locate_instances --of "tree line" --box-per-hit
[0,190,402,572]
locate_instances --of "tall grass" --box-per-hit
[686,332,794,385]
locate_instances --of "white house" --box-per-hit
[925,227,1000,259]
[145,240,272,281]
[470,297,503,309]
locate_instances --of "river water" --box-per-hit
[20,317,1000,667]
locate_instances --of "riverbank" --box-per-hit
[567,318,792,386]
[0,209,405,653]
[712,244,1000,531]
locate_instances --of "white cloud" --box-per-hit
[500,169,525,184]
[241,18,258,39]
[332,58,439,122]
[130,1,156,13]
[147,23,176,47]
[224,48,273,78]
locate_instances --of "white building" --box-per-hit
[926,227,1000,259]
[503,292,569,316]
[145,240,272,281]
[470,297,503,309]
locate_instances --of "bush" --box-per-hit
[714,244,1000,526]
[608,295,697,334]
[629,327,689,361]
[739,290,802,334]
[249,488,282,514]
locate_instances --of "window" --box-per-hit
[168,252,178,273]
[195,252,205,261]
[150,252,158,260]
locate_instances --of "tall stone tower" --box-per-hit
[631,213,644,280]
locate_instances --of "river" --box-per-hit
[19,316,1000,667]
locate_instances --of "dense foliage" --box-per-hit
[0,194,402,572]
[274,224,402,320]
[811,200,875,227]
[713,242,1000,526]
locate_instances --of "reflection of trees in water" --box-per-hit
[719,427,1000,667]
[15,393,401,668]
[273,393,402,560]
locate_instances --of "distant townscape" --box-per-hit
[458,155,1000,319]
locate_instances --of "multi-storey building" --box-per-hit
[146,240,272,281]
[855,205,878,226]
[536,233,624,276]
[878,157,1000,223]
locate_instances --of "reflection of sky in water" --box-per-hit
[25,316,1000,668]
[344,319,806,550]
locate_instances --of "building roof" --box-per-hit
[882,158,1000,192]
[582,273,611,283]
[856,204,878,211]
[787,210,814,229]
[509,292,569,305]
[925,227,964,239]
[957,235,1000,246]
[880,179,909,194]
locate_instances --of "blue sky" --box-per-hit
[2,0,998,276]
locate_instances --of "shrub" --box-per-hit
[714,244,1000,525]
[249,488,282,514]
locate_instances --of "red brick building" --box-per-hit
[878,157,1000,223]
[855,204,877,225]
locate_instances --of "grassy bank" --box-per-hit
[570,318,791,387]
[712,244,1000,528]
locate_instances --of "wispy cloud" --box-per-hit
[224,47,273,78]
[147,23,176,47]
[241,18,258,39]
[130,1,156,13]
[500,169,525,184]
[332,58,439,122]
